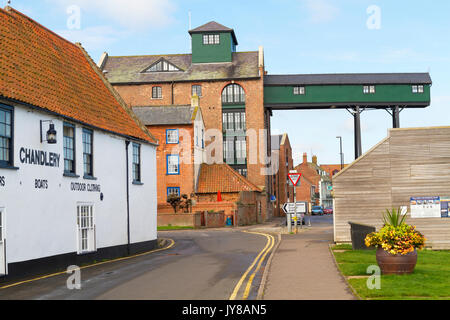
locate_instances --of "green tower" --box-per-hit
[189,21,238,64]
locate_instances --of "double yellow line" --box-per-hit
[229,231,275,300]
[0,239,175,290]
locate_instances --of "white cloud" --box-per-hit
[47,0,176,30]
[303,0,339,24]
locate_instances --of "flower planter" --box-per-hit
[376,247,417,275]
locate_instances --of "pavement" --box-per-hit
[254,215,356,300]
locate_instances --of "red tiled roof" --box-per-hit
[320,164,348,177]
[196,164,262,194]
[0,7,156,144]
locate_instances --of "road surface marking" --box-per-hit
[242,233,274,300]
[0,239,175,290]
[229,231,273,300]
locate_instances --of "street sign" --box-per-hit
[282,202,307,214]
[288,173,302,186]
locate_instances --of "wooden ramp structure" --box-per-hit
[332,126,450,249]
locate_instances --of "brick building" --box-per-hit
[131,100,206,209]
[196,163,264,225]
[99,21,273,220]
[294,174,315,207]
[295,153,332,207]
[320,164,348,178]
[271,134,294,216]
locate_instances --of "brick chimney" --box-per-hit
[312,155,318,164]
[303,152,307,164]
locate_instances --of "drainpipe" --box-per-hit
[125,140,131,255]
[171,82,174,105]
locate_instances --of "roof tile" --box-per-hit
[197,163,262,194]
[0,7,156,144]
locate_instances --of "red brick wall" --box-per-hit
[157,211,225,228]
[158,213,201,227]
[295,176,313,204]
[146,124,195,206]
[113,75,270,220]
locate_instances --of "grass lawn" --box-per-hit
[331,245,450,300]
[157,225,194,231]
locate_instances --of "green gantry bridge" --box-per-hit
[264,72,432,159]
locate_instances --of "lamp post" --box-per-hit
[336,136,344,170]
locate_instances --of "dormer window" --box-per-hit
[144,59,181,72]
[203,34,220,45]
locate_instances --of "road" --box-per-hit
[0,228,276,300]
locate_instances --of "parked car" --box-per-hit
[311,205,324,215]
[324,207,333,214]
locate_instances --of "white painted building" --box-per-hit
[0,7,158,278]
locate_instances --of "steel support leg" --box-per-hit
[354,106,362,159]
[392,106,400,128]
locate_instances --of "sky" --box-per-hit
[5,0,450,165]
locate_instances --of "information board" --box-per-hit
[410,196,441,218]
[440,197,450,218]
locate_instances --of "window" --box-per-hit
[167,155,179,175]
[293,86,305,95]
[192,85,202,97]
[195,127,199,147]
[235,138,247,160]
[132,143,141,182]
[223,139,234,162]
[237,168,247,178]
[63,123,75,174]
[412,85,424,93]
[222,84,245,104]
[166,129,179,144]
[167,187,180,198]
[152,86,162,99]
[222,110,246,132]
[363,85,375,94]
[145,59,181,72]
[203,34,220,45]
[77,204,96,254]
[82,129,93,177]
[223,137,246,165]
[201,129,204,149]
[0,105,12,167]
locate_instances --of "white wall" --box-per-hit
[0,101,157,266]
